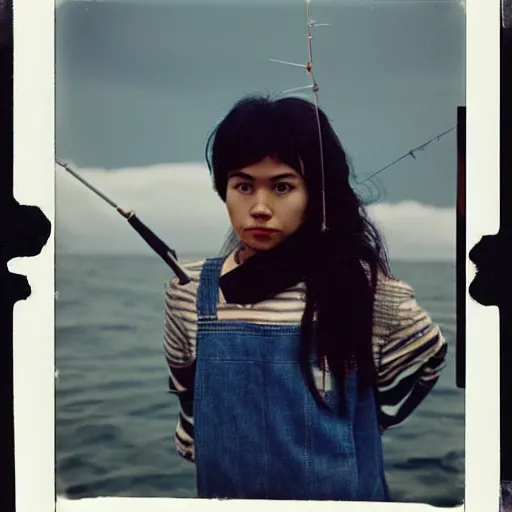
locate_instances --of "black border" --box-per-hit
[499,10,512,489]
[456,106,466,389]
[499,7,512,499]
[3,0,510,510]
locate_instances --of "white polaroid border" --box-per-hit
[465,0,502,508]
[10,0,499,510]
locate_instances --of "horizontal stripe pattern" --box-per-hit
[163,258,447,462]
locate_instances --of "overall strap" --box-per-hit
[196,257,225,322]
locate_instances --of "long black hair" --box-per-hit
[205,94,392,407]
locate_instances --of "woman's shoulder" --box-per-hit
[165,258,206,299]
[372,270,419,332]
[375,272,415,301]
[181,258,208,277]
[360,261,414,303]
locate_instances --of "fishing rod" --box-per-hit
[56,159,192,285]
[270,0,329,232]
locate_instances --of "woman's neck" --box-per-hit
[234,244,255,265]
[221,244,257,276]
[218,229,309,305]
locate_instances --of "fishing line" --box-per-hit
[270,1,456,203]
[357,126,456,185]
[270,0,329,232]
[269,0,332,392]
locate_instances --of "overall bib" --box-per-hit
[193,257,390,501]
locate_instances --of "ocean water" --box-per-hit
[55,255,464,506]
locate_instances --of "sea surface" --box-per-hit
[55,255,464,506]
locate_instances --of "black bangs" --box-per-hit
[205,94,358,233]
[206,95,316,201]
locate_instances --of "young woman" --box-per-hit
[163,95,447,501]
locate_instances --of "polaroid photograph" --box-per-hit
[9,0,501,510]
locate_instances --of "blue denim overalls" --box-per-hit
[193,257,390,501]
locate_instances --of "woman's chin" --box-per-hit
[243,238,281,252]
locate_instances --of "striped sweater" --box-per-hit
[163,258,447,463]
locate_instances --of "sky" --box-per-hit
[55,0,465,260]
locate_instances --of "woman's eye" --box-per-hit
[274,183,294,194]
[236,183,252,193]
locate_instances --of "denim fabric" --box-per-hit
[193,257,390,501]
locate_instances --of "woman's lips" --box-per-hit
[246,228,278,238]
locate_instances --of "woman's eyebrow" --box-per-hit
[270,173,299,182]
[228,171,254,181]
[228,172,299,181]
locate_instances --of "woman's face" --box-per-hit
[226,156,308,254]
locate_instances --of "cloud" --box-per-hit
[56,162,231,257]
[367,201,455,261]
[56,162,455,261]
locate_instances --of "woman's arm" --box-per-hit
[164,276,197,463]
[374,279,448,431]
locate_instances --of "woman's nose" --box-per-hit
[250,192,273,218]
